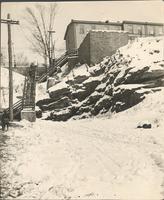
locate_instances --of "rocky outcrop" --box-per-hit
[36,37,164,121]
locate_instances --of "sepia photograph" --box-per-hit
[0,0,164,199]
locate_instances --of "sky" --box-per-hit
[1,1,164,63]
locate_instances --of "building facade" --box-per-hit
[78,30,128,65]
[64,19,164,53]
[123,21,164,39]
[64,20,122,53]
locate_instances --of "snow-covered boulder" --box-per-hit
[41,96,72,111]
[48,81,71,100]
[47,77,60,90]
[92,95,112,115]
[85,91,102,106]
[71,89,89,101]
[48,107,73,121]
[76,106,91,115]
[111,84,152,112]
[89,63,105,77]
[83,76,102,91]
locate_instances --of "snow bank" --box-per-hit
[1,67,24,108]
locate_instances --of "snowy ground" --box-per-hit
[1,89,164,199]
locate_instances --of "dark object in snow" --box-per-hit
[137,122,152,129]
[154,50,160,54]
[1,110,9,131]
[36,110,42,118]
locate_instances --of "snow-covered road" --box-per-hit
[1,112,164,199]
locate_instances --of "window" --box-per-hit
[91,25,96,30]
[137,26,142,35]
[155,26,163,35]
[80,25,85,34]
[148,26,154,35]
[125,24,133,33]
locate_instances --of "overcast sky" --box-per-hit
[1,1,164,63]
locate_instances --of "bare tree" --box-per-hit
[15,52,29,67]
[1,47,7,67]
[24,3,57,68]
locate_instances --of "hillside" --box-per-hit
[1,67,25,109]
[36,36,164,121]
[1,37,164,199]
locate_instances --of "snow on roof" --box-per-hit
[90,30,128,33]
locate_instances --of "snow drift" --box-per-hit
[1,67,25,109]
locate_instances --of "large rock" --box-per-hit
[113,66,133,86]
[83,77,101,91]
[76,106,91,115]
[95,83,106,92]
[124,64,164,84]
[66,75,89,85]
[92,95,112,115]
[84,91,102,106]
[48,107,73,121]
[36,98,55,109]
[89,64,105,77]
[111,84,152,113]
[41,96,72,111]
[72,89,91,101]
[47,77,60,90]
[48,82,71,100]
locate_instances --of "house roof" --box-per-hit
[64,19,164,40]
[123,20,164,26]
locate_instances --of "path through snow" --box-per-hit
[1,114,164,199]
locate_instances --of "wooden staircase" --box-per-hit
[37,49,78,83]
[5,65,37,119]
[5,50,78,119]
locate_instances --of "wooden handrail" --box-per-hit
[38,53,69,83]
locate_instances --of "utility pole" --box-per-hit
[7,14,13,121]
[1,14,19,121]
[48,30,55,69]
[0,2,2,111]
